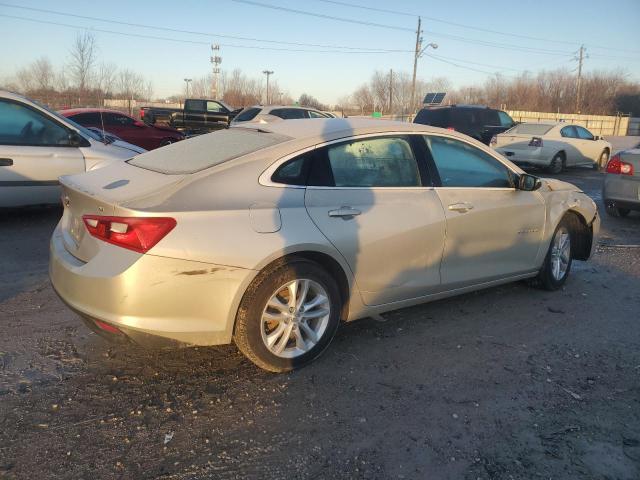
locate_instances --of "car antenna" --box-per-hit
[99,109,107,144]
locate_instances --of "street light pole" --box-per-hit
[183,78,192,102]
[262,70,274,104]
[410,16,438,115]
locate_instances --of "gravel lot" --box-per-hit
[1,142,639,479]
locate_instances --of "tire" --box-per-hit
[596,150,609,170]
[531,215,577,291]
[547,152,565,174]
[234,259,341,373]
[605,204,630,217]
[159,138,174,147]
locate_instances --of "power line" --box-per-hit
[0,2,412,52]
[230,0,413,31]
[309,0,640,55]
[0,14,411,54]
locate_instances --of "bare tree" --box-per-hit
[68,31,96,100]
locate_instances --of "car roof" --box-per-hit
[234,117,457,143]
[58,108,132,116]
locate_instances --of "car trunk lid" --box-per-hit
[59,162,186,262]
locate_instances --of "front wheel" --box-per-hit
[234,259,341,372]
[532,215,575,290]
[596,150,609,170]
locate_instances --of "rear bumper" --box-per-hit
[49,224,256,346]
[603,175,640,210]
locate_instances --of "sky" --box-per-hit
[0,0,639,105]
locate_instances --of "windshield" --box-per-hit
[508,123,554,135]
[128,128,289,174]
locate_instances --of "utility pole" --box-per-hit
[389,68,393,115]
[410,16,422,114]
[210,44,222,99]
[262,70,274,104]
[575,45,585,113]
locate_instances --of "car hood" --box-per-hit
[80,139,146,171]
[540,177,581,192]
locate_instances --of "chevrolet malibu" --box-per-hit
[50,119,599,372]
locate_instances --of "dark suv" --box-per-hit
[413,105,515,145]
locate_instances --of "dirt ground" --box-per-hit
[1,164,639,479]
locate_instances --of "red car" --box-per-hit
[59,108,184,150]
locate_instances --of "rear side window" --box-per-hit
[560,126,578,138]
[234,108,261,122]
[270,108,307,120]
[271,153,311,185]
[414,109,448,127]
[129,128,289,174]
[452,109,482,127]
[325,137,421,187]
[425,136,512,188]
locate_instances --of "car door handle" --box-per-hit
[0,158,13,167]
[328,207,362,218]
[448,202,474,213]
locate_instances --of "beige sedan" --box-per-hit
[50,119,599,372]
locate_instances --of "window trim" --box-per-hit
[0,98,78,148]
[260,131,521,190]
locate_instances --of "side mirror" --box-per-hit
[68,131,89,147]
[518,173,542,191]
[594,135,600,141]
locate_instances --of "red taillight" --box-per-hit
[95,320,122,335]
[446,126,455,131]
[606,155,634,175]
[528,137,543,147]
[82,215,176,253]
[490,135,497,146]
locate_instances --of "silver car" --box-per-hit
[603,148,640,217]
[0,91,145,207]
[50,119,599,372]
[232,105,332,123]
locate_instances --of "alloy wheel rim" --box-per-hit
[550,227,571,281]
[260,279,330,359]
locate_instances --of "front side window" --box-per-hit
[69,112,102,124]
[575,126,594,140]
[425,136,512,188]
[0,100,70,146]
[185,99,206,112]
[207,101,226,113]
[560,126,578,138]
[308,110,328,118]
[325,137,421,188]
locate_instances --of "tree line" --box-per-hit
[339,69,640,117]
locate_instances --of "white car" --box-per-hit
[0,91,145,208]
[231,105,333,124]
[492,122,611,174]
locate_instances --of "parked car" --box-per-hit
[140,99,241,134]
[603,148,640,217]
[492,122,611,174]
[0,91,145,208]
[59,108,184,150]
[413,105,515,145]
[50,118,598,372]
[232,105,333,123]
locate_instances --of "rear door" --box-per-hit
[424,134,545,288]
[304,135,446,306]
[0,98,85,207]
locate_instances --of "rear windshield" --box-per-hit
[508,123,554,135]
[128,128,289,174]
[414,109,449,127]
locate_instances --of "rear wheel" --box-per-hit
[605,204,630,217]
[234,259,341,372]
[532,215,576,290]
[596,150,609,170]
[547,152,565,174]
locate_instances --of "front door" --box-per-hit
[304,135,446,306]
[423,135,545,288]
[0,99,85,207]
